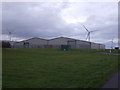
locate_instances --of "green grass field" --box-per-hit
[2,48,119,88]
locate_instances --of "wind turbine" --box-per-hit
[110,39,114,49]
[7,30,12,41]
[82,25,99,42]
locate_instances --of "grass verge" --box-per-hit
[2,48,119,88]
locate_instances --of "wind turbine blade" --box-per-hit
[82,25,89,32]
[111,39,114,44]
[86,33,90,40]
[109,39,114,43]
[90,30,99,33]
[112,39,114,42]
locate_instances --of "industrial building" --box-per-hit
[14,37,48,48]
[13,37,105,49]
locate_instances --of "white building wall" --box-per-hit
[76,41,91,49]
[13,37,105,49]
[14,38,48,48]
[49,37,75,45]
[25,38,48,45]
[99,44,105,49]
[91,43,99,49]
[91,43,105,49]
[14,41,24,48]
[49,37,78,48]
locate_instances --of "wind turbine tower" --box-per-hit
[7,31,11,41]
[110,39,114,49]
[82,25,99,42]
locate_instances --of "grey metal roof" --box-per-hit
[13,37,105,46]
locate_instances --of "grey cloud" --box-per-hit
[2,2,74,39]
[2,2,118,48]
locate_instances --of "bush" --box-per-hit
[2,41,11,48]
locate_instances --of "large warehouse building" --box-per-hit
[13,37,105,49]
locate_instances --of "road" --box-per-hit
[102,71,120,88]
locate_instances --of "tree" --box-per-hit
[2,41,11,48]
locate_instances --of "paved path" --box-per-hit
[100,52,120,88]
[99,52,120,55]
[102,71,120,88]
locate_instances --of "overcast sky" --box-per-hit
[2,2,118,48]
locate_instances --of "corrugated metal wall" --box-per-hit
[76,41,91,49]
[13,37,105,49]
